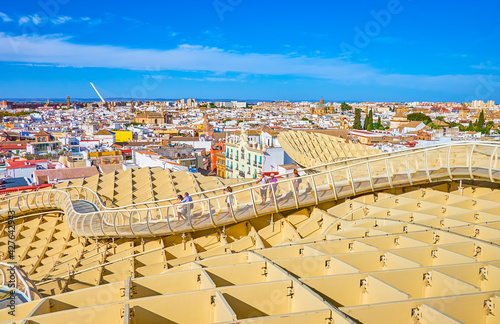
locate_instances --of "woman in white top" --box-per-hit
[255,173,268,205]
[224,186,234,218]
[174,195,185,220]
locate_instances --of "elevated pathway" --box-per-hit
[71,200,99,214]
[2,142,500,239]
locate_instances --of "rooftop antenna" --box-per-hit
[90,82,106,103]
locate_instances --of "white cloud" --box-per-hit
[31,14,42,25]
[18,16,30,25]
[0,33,494,93]
[17,14,100,27]
[472,62,500,71]
[0,12,13,23]
[51,16,72,25]
[145,75,171,80]
[18,14,44,26]
[205,77,244,82]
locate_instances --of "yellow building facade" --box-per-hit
[113,130,133,142]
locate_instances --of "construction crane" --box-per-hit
[90,82,106,104]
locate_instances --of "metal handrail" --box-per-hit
[0,141,491,212]
[1,140,492,212]
[0,142,495,216]
[2,142,500,239]
[0,262,41,302]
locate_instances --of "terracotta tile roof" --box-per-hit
[94,129,115,136]
[403,121,425,128]
[33,166,99,182]
[6,159,47,169]
[35,130,51,137]
[169,136,200,141]
[99,164,123,174]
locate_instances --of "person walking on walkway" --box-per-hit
[174,195,186,221]
[182,192,193,219]
[256,172,268,205]
[224,186,234,218]
[293,169,301,197]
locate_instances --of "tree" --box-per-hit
[340,102,352,111]
[367,109,373,131]
[125,122,143,127]
[373,115,384,130]
[353,108,362,130]
[467,120,473,131]
[407,112,432,125]
[477,110,485,128]
[364,109,373,131]
[427,122,442,130]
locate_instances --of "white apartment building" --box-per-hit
[225,124,291,179]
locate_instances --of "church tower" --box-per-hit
[203,113,213,138]
[459,103,468,120]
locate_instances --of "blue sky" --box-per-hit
[0,0,499,102]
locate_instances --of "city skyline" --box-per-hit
[0,0,499,102]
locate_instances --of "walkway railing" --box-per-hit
[1,142,500,238]
[0,262,40,303]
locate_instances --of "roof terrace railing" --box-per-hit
[2,142,500,239]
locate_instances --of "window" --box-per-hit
[259,156,262,164]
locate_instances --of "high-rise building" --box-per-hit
[472,100,485,108]
[67,96,71,109]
